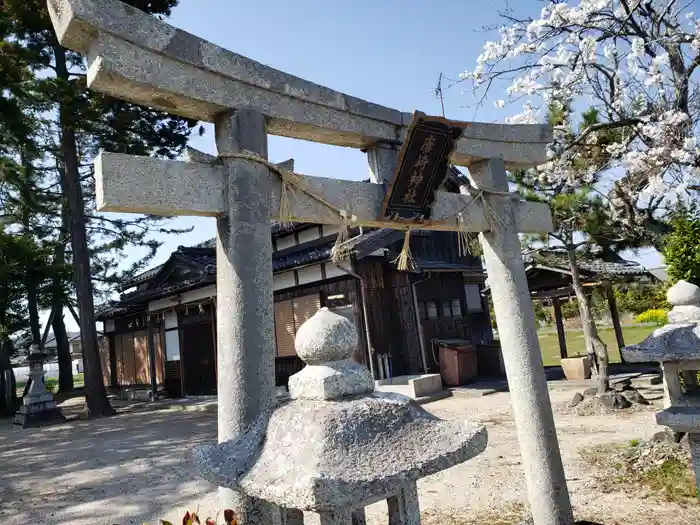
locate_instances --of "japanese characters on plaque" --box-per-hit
[381,112,466,222]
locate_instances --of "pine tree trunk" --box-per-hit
[53,305,74,393]
[54,44,113,417]
[53,179,74,394]
[20,156,42,346]
[0,339,17,416]
[567,249,610,393]
[25,271,41,345]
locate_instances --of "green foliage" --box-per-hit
[589,288,610,320]
[635,309,668,326]
[614,283,669,315]
[44,377,57,393]
[560,299,580,320]
[640,458,699,501]
[0,0,203,298]
[664,213,700,286]
[532,301,553,324]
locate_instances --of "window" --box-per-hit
[426,301,438,319]
[464,284,483,313]
[451,298,463,318]
[418,302,427,320]
[274,293,322,357]
[442,301,453,318]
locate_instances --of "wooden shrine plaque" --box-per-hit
[381,112,466,222]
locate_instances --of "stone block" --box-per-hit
[288,360,374,400]
[408,374,443,398]
[13,405,64,428]
[561,357,591,380]
[127,389,151,401]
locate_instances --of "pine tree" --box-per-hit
[512,106,666,393]
[1,0,201,416]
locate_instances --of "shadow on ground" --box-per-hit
[0,409,218,525]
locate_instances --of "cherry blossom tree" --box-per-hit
[459,0,700,392]
[462,0,700,213]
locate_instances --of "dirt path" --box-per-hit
[1,381,697,525]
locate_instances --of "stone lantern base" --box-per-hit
[13,396,65,428]
[13,345,66,428]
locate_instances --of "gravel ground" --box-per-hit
[1,380,697,525]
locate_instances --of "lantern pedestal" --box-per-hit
[13,345,65,428]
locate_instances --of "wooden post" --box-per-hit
[603,281,625,355]
[108,333,118,388]
[147,316,158,399]
[551,296,567,360]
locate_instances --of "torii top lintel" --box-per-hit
[47,0,552,169]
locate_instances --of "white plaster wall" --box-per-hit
[148,284,215,312]
[321,224,341,237]
[275,235,296,251]
[164,311,178,330]
[324,261,351,280]
[297,227,320,245]
[274,271,296,291]
[297,265,322,285]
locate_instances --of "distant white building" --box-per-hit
[14,331,83,360]
[648,267,669,282]
[44,332,83,358]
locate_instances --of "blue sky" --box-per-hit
[161,0,662,272]
[56,0,666,332]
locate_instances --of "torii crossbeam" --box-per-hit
[47,1,574,525]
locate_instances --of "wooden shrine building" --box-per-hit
[506,251,658,360]
[96,220,494,398]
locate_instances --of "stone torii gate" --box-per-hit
[47,1,574,524]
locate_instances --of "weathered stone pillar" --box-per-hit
[351,509,367,525]
[366,143,399,185]
[304,511,353,525]
[387,483,420,525]
[688,434,700,495]
[214,109,278,525]
[467,159,574,525]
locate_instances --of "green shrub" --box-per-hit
[635,309,668,326]
[664,213,700,286]
[560,299,580,319]
[44,377,58,394]
[614,283,669,315]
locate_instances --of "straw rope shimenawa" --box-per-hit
[217,152,510,270]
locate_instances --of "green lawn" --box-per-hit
[538,324,657,367]
[16,372,84,397]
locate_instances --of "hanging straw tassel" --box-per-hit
[331,210,353,262]
[392,227,414,271]
[456,212,471,257]
[471,189,506,231]
[278,176,294,229]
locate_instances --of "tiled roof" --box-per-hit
[522,250,651,278]
[411,259,486,273]
[97,228,400,318]
[120,223,317,290]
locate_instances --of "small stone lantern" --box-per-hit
[621,280,700,497]
[13,343,64,428]
[195,308,487,525]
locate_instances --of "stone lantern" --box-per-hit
[621,280,700,497]
[13,343,64,428]
[195,308,487,525]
